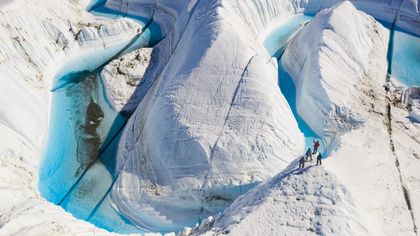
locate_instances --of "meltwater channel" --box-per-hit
[39,2,162,233]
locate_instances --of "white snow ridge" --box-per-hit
[0,0,419,236]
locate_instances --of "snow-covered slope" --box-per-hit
[282,2,418,235]
[203,162,367,236]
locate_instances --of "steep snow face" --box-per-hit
[204,162,367,236]
[110,0,305,232]
[281,1,389,150]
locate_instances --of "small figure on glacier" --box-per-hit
[316,153,323,166]
[299,156,305,169]
[305,148,312,161]
[313,140,320,154]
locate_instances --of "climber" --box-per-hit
[316,153,322,165]
[305,147,312,161]
[313,140,320,154]
[299,156,305,169]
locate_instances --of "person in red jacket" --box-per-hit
[313,140,320,154]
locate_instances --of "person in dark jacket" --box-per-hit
[313,140,320,154]
[316,153,322,165]
[305,148,312,161]
[299,156,305,169]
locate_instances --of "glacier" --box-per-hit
[0,0,419,235]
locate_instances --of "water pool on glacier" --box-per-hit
[264,14,313,58]
[390,28,420,86]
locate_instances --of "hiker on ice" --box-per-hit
[313,140,320,154]
[316,153,322,165]
[299,156,305,169]
[305,148,312,161]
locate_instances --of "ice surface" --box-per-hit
[263,14,313,58]
[1,0,420,235]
